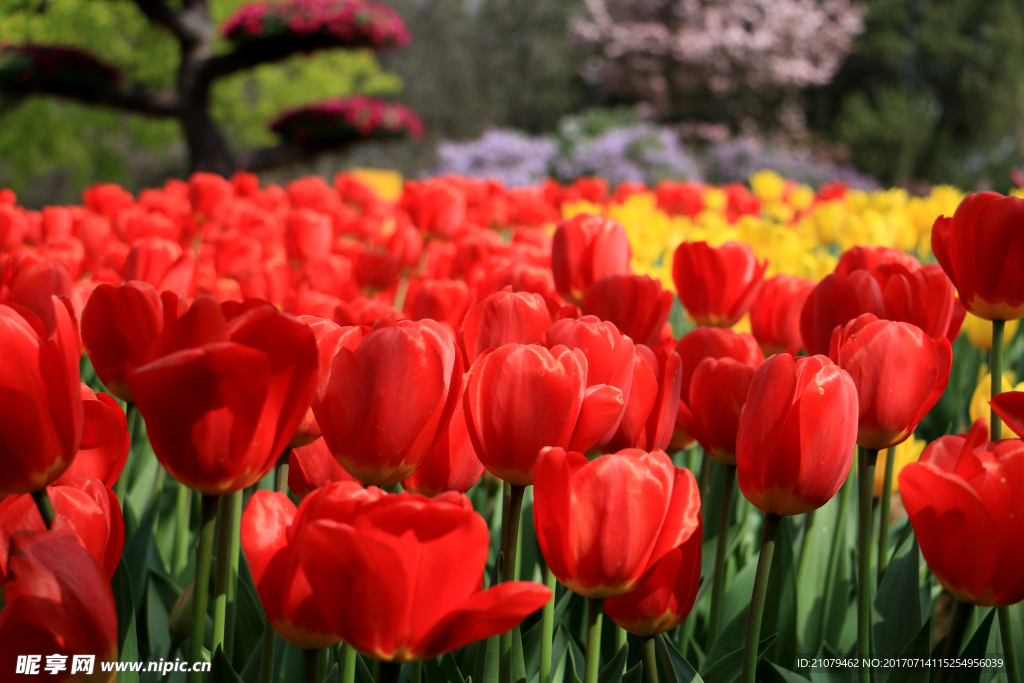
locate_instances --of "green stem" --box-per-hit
[161,642,181,683]
[877,446,896,586]
[797,508,816,589]
[303,648,320,683]
[30,488,56,529]
[818,475,852,653]
[173,481,192,579]
[259,453,291,683]
[540,566,557,683]
[116,402,137,508]
[643,636,659,683]
[697,453,710,502]
[500,484,526,683]
[708,464,736,647]
[411,661,422,683]
[188,495,219,683]
[212,497,229,652]
[342,643,357,683]
[616,625,627,651]
[584,598,604,683]
[998,606,1021,683]
[934,601,974,683]
[992,319,1006,441]
[225,490,243,656]
[740,513,781,683]
[857,447,877,683]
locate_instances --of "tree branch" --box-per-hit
[0,83,179,117]
[235,138,358,172]
[200,34,380,83]
[131,0,197,45]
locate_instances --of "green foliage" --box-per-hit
[0,0,401,199]
[809,0,1024,189]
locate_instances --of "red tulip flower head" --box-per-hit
[603,519,703,636]
[299,489,552,661]
[899,420,1024,606]
[736,353,859,516]
[313,317,463,486]
[672,240,767,327]
[463,343,624,486]
[403,391,484,496]
[533,447,701,598]
[551,214,632,303]
[0,298,82,495]
[242,482,381,649]
[834,246,921,275]
[749,274,815,355]
[51,385,129,488]
[830,315,951,450]
[128,296,319,496]
[460,288,551,364]
[288,438,358,499]
[581,274,674,345]
[0,532,119,681]
[606,345,682,453]
[682,357,758,464]
[932,192,1024,320]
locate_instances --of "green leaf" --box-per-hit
[702,604,749,674]
[623,661,644,683]
[759,662,811,683]
[232,574,267,671]
[1003,603,1024,683]
[145,569,182,663]
[111,558,140,683]
[325,663,340,683]
[885,617,932,683]
[951,610,996,683]
[796,498,841,653]
[512,625,528,683]
[873,537,922,674]
[701,634,776,683]
[656,633,703,683]
[597,644,629,683]
[566,630,585,683]
[523,617,544,682]
[205,645,242,683]
[354,652,375,683]
[237,635,264,683]
[442,652,466,683]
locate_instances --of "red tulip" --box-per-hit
[463,344,624,485]
[682,357,757,464]
[460,288,551,364]
[288,438,358,499]
[0,532,119,680]
[602,520,703,636]
[872,263,964,341]
[299,489,552,661]
[991,391,1024,438]
[540,315,635,441]
[899,420,1024,606]
[0,298,82,495]
[3,257,74,335]
[0,477,124,581]
[749,275,815,355]
[51,385,129,488]
[800,271,885,357]
[81,281,186,402]
[551,214,631,303]
[128,296,319,495]
[606,345,681,452]
[736,353,858,516]
[932,192,1024,320]
[673,327,763,448]
[834,246,920,275]
[404,278,472,331]
[533,447,701,598]
[672,241,767,327]
[403,392,484,496]
[334,296,404,327]
[581,274,673,346]
[313,317,462,486]
[123,237,195,298]
[830,315,951,450]
[242,483,381,648]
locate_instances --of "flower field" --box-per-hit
[0,168,1022,683]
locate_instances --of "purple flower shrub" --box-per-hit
[434,129,559,187]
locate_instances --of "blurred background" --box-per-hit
[1,0,1023,206]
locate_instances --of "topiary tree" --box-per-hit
[0,0,422,176]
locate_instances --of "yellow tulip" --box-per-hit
[969,370,1024,424]
[961,313,1019,352]
[873,437,926,497]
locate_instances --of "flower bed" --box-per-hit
[222,0,411,49]
[270,95,424,144]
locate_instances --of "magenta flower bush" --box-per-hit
[222,0,411,49]
[270,95,424,145]
[0,44,122,93]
